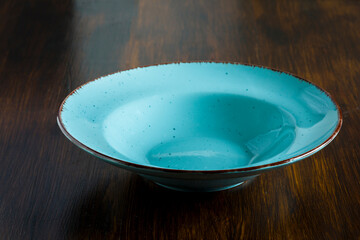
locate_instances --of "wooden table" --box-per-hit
[1,0,359,239]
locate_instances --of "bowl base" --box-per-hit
[155,181,246,192]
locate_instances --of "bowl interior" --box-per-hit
[104,93,296,170]
[59,63,341,171]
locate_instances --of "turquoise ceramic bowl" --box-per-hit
[58,62,342,192]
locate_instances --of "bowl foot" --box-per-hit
[155,181,246,192]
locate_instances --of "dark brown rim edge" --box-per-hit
[57,61,343,174]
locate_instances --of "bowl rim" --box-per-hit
[57,61,343,174]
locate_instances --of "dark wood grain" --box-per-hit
[0,0,359,239]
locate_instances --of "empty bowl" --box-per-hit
[57,62,342,192]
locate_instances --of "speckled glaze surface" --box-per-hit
[57,62,342,192]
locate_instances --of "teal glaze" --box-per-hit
[58,62,342,192]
